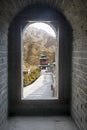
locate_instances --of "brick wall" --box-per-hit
[70,2,87,130]
[0,25,8,130]
[0,0,87,130]
[71,29,87,129]
[60,1,87,129]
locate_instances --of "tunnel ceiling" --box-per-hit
[0,0,87,37]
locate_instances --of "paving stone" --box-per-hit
[8,116,79,130]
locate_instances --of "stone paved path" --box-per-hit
[23,70,55,99]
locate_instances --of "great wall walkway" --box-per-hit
[23,70,56,99]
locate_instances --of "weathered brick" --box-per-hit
[0,0,87,130]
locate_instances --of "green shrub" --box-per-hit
[23,68,40,87]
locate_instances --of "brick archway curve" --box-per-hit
[8,3,72,115]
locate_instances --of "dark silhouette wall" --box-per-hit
[8,4,72,116]
[0,0,87,130]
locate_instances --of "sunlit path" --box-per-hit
[23,70,56,99]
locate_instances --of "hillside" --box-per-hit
[23,26,56,70]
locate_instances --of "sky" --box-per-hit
[26,22,56,38]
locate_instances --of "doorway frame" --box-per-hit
[8,4,72,116]
[21,21,59,100]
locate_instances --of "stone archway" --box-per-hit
[22,22,58,99]
[8,4,72,115]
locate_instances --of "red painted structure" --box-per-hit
[39,54,48,69]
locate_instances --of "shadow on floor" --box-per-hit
[8,116,79,130]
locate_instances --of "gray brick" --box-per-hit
[0,0,87,130]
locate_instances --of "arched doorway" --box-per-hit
[8,4,72,115]
[22,22,59,100]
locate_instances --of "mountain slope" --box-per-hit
[23,26,56,70]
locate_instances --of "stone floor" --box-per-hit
[8,116,79,130]
[23,71,57,100]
